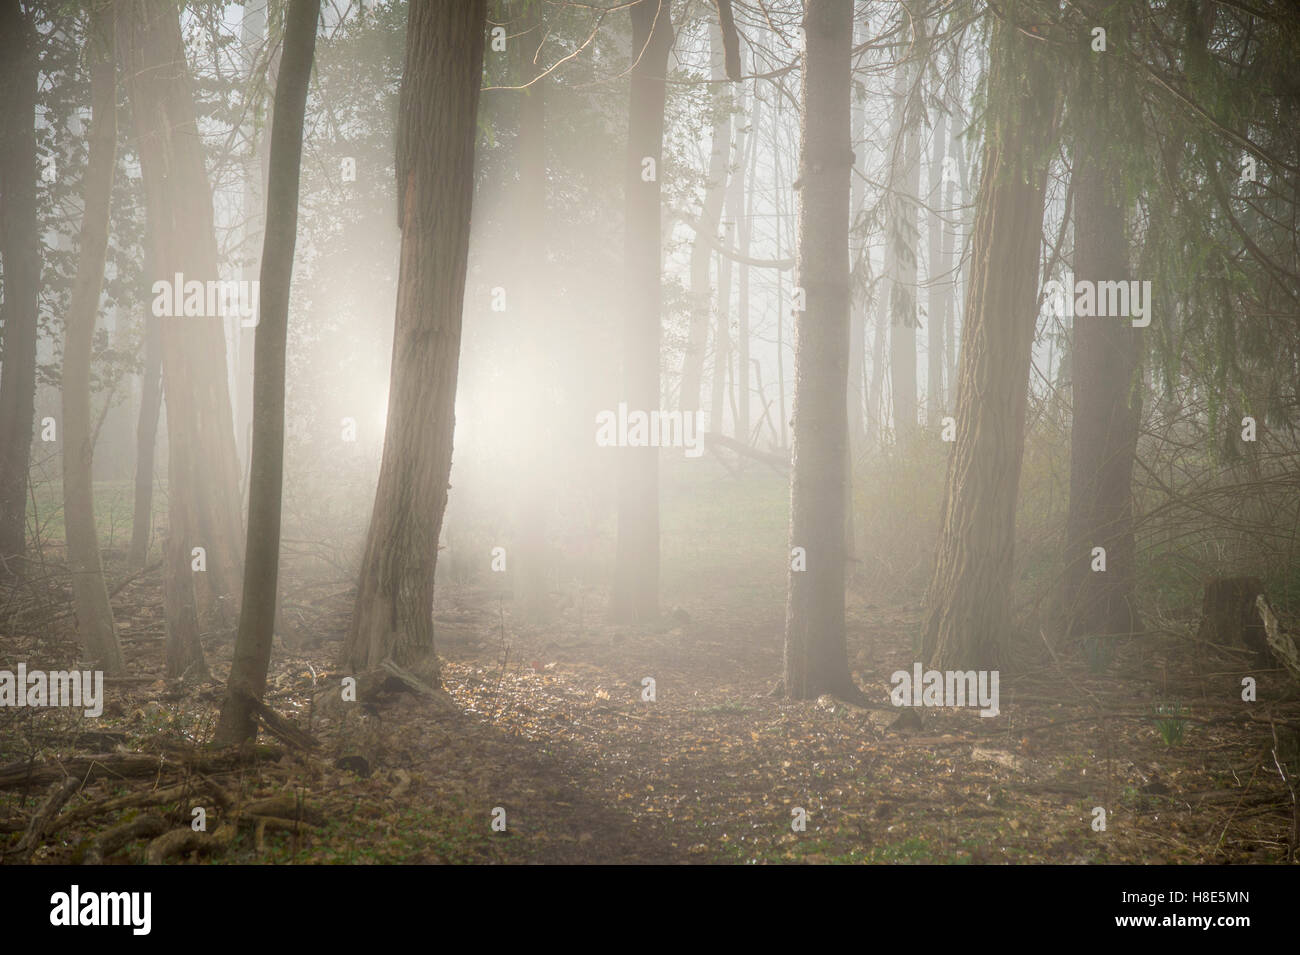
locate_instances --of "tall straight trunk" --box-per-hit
[62,4,125,676]
[939,77,960,414]
[214,0,318,746]
[120,0,248,676]
[681,23,729,417]
[847,10,867,451]
[711,230,732,434]
[886,16,923,441]
[784,0,857,701]
[1063,33,1140,641]
[736,87,756,444]
[342,0,487,672]
[513,0,553,622]
[0,0,41,570]
[235,0,270,482]
[926,95,947,421]
[919,4,1059,670]
[128,279,161,568]
[610,0,672,624]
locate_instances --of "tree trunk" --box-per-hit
[0,0,41,571]
[610,0,673,624]
[235,0,271,485]
[681,22,730,417]
[926,89,947,422]
[512,0,554,624]
[1063,28,1140,641]
[61,4,125,676]
[341,0,487,672]
[847,9,867,451]
[120,0,249,676]
[128,276,161,569]
[919,4,1059,670]
[736,86,756,444]
[784,0,857,701]
[886,16,923,442]
[214,0,318,747]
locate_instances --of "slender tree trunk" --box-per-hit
[919,4,1059,670]
[711,231,732,435]
[513,0,554,622]
[342,0,487,672]
[214,0,318,746]
[926,91,947,421]
[847,10,867,451]
[681,23,730,417]
[128,280,161,569]
[938,80,959,417]
[62,3,125,676]
[0,0,41,571]
[235,0,270,483]
[736,87,756,444]
[120,0,249,676]
[610,0,672,624]
[886,16,923,441]
[784,0,858,701]
[1063,30,1140,641]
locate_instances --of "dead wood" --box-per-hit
[83,813,167,864]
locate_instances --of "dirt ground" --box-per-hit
[3,542,1298,864]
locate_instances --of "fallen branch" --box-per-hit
[0,744,283,791]
[83,814,167,865]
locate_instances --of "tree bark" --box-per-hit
[0,0,41,571]
[1063,25,1140,641]
[885,15,923,442]
[512,0,554,624]
[784,0,857,701]
[341,0,487,672]
[610,0,673,624]
[120,0,249,676]
[128,263,161,569]
[926,86,947,422]
[61,3,125,676]
[919,3,1059,670]
[681,22,730,417]
[214,0,318,746]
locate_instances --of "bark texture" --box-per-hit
[0,0,41,570]
[919,4,1059,670]
[342,0,487,672]
[610,0,673,624]
[784,0,857,700]
[215,0,319,746]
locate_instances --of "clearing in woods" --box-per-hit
[1,462,1296,864]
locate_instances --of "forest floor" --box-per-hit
[2,466,1299,864]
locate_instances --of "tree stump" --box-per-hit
[1196,577,1269,662]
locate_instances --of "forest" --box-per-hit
[0,0,1297,886]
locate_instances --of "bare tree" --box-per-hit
[342,0,488,673]
[215,0,319,746]
[61,1,125,675]
[120,0,249,677]
[919,2,1060,670]
[611,0,673,624]
[0,0,41,571]
[784,0,859,701]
